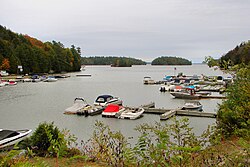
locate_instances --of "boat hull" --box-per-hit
[118,108,144,120]
[170,92,201,99]
[0,129,32,149]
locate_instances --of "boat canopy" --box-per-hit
[95,95,113,103]
[186,85,195,89]
[103,104,120,112]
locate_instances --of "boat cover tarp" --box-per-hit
[103,104,120,112]
[65,103,87,112]
[175,85,183,89]
[0,130,19,140]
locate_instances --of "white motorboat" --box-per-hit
[23,78,32,82]
[159,84,175,92]
[118,107,144,120]
[0,129,32,149]
[31,75,42,82]
[94,95,122,107]
[182,100,203,111]
[0,80,9,86]
[102,104,125,118]
[143,76,155,85]
[0,81,6,87]
[45,76,58,82]
[64,98,90,114]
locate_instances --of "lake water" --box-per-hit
[0,64,229,144]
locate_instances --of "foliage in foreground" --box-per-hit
[19,122,78,158]
[217,64,250,138]
[80,118,214,166]
[1,118,250,166]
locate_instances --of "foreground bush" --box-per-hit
[217,64,250,138]
[19,122,77,158]
[79,118,214,166]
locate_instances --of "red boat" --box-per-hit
[102,104,125,118]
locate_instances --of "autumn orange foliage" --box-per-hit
[24,35,45,49]
[0,58,10,70]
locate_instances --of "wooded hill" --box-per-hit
[220,41,250,66]
[0,25,82,74]
[81,56,146,67]
[151,56,192,65]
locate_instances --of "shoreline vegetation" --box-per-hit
[0,25,82,75]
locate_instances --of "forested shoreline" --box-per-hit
[81,56,146,67]
[0,25,82,74]
[205,40,250,68]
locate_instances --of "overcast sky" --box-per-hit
[1,0,250,62]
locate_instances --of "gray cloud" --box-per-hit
[1,0,250,62]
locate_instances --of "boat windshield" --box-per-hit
[0,130,19,140]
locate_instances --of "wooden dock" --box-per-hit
[141,102,155,109]
[144,108,217,120]
[201,95,226,99]
[64,102,155,115]
[76,74,92,77]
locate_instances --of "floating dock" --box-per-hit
[201,95,226,99]
[144,108,217,120]
[76,74,92,77]
[141,102,155,109]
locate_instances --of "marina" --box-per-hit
[0,65,228,143]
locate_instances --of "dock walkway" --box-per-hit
[144,108,217,120]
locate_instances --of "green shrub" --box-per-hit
[81,121,131,166]
[217,65,250,138]
[29,122,69,157]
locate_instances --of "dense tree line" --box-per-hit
[0,25,82,74]
[81,56,146,67]
[151,56,192,65]
[220,41,250,68]
[204,41,250,69]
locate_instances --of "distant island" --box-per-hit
[0,25,82,74]
[81,56,146,67]
[151,56,192,65]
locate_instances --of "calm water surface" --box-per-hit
[0,64,229,143]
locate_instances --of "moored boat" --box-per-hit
[159,84,175,92]
[0,129,32,149]
[64,98,90,114]
[94,95,122,107]
[77,105,104,116]
[170,88,202,99]
[23,78,32,82]
[182,100,203,111]
[143,76,155,85]
[118,107,144,119]
[8,80,17,85]
[45,76,58,82]
[102,104,125,118]
[170,92,202,99]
